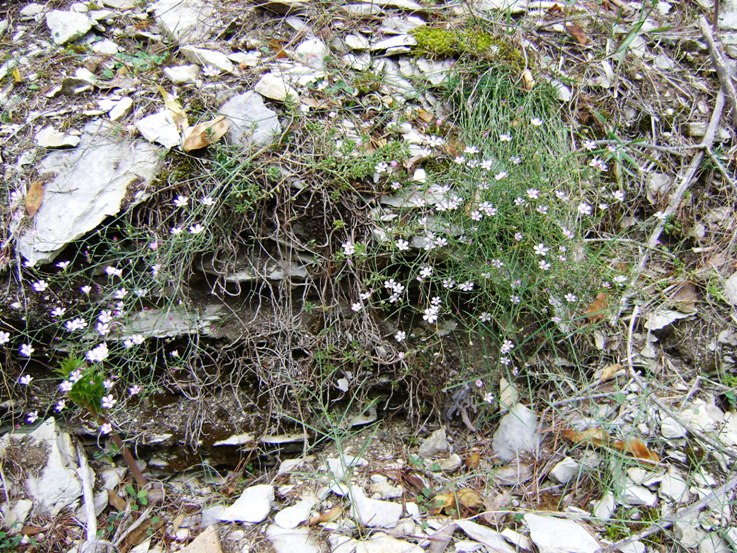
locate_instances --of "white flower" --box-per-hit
[577,202,592,216]
[26,411,38,424]
[481,159,493,171]
[589,157,608,171]
[131,334,144,345]
[561,227,574,240]
[442,278,456,289]
[464,145,479,154]
[101,394,116,409]
[170,226,183,235]
[613,275,628,285]
[394,331,406,342]
[0,331,10,345]
[81,285,92,295]
[494,171,508,181]
[500,339,514,354]
[50,307,66,318]
[491,259,504,269]
[426,135,444,147]
[351,302,363,313]
[396,239,409,251]
[538,260,551,271]
[458,281,475,292]
[19,344,34,357]
[105,266,123,278]
[151,264,161,277]
[654,211,667,220]
[564,293,578,303]
[422,305,439,324]
[418,266,433,280]
[536,205,549,215]
[129,384,143,396]
[530,117,543,126]
[98,310,113,324]
[86,343,109,363]
[65,318,88,332]
[68,369,82,383]
[100,423,113,435]
[201,65,220,77]
[514,232,523,242]
[375,162,389,174]
[510,295,521,304]
[114,288,128,300]
[583,140,597,151]
[499,133,512,142]
[170,349,180,358]
[200,196,215,206]
[342,241,355,256]
[484,392,495,404]
[479,312,492,323]
[55,400,66,412]
[533,243,549,256]
[526,188,540,200]
[57,261,71,270]
[189,223,205,234]
[173,195,189,208]
[612,190,625,202]
[509,155,522,165]
[59,381,73,393]
[32,280,48,292]
[19,375,33,386]
[103,378,115,390]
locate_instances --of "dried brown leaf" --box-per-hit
[158,86,188,131]
[182,116,229,152]
[25,181,45,217]
[614,439,660,463]
[566,428,660,464]
[521,69,535,91]
[599,363,625,382]
[583,292,609,323]
[464,451,480,469]
[307,505,342,526]
[565,23,591,46]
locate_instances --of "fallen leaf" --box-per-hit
[12,67,23,84]
[25,181,45,216]
[182,116,229,152]
[428,523,458,553]
[416,108,435,123]
[565,428,660,464]
[667,281,698,313]
[465,451,480,469]
[432,488,485,516]
[123,514,164,548]
[644,309,692,330]
[158,86,188,131]
[521,69,535,91]
[307,505,342,526]
[108,489,127,511]
[614,438,660,463]
[583,292,609,323]
[598,363,625,382]
[563,427,609,447]
[565,23,591,46]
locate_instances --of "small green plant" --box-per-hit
[0,531,24,551]
[125,484,149,511]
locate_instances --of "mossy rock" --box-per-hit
[411,26,525,70]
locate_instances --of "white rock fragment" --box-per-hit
[201,505,226,527]
[679,398,724,432]
[21,3,46,19]
[179,526,222,553]
[91,39,119,55]
[418,427,448,457]
[659,466,690,503]
[219,91,281,148]
[380,16,425,34]
[618,541,646,553]
[46,10,92,44]
[350,487,402,528]
[23,418,83,515]
[550,79,572,102]
[152,0,215,43]
[370,34,417,52]
[525,514,600,553]
[164,64,201,84]
[135,110,181,149]
[345,34,370,51]
[107,97,133,121]
[725,272,737,306]
[456,520,517,553]
[592,491,616,521]
[35,126,81,148]
[492,404,541,461]
[661,415,687,438]
[181,46,235,74]
[620,480,658,506]
[255,73,299,102]
[501,528,533,551]
[212,433,254,446]
[295,38,329,70]
[354,533,423,553]
[219,484,274,523]
[266,524,320,553]
[343,3,384,15]
[274,497,317,529]
[549,457,580,484]
[369,475,403,499]
[1,499,33,529]
[473,0,528,14]
[327,455,367,479]
[18,120,163,265]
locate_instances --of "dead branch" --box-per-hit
[699,16,737,127]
